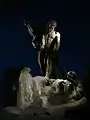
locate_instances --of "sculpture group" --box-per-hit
[17,68,84,110]
[4,20,86,115]
[24,20,60,79]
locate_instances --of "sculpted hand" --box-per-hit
[24,20,28,27]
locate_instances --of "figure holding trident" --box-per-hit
[24,20,61,79]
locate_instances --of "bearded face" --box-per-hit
[45,20,57,32]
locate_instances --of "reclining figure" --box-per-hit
[17,68,85,110]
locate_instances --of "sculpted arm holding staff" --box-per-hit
[24,20,61,79]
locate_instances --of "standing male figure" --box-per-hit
[39,20,61,79]
[24,20,61,79]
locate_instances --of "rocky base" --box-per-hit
[0,97,86,120]
[1,69,87,120]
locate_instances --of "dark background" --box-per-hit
[0,0,90,107]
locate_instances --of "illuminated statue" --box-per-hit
[24,20,61,79]
[17,68,84,109]
[4,69,86,115]
[2,21,86,116]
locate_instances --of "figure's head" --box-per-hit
[46,20,57,32]
[21,67,31,74]
[67,71,77,80]
[66,71,78,86]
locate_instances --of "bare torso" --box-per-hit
[42,31,60,49]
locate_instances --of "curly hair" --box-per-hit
[47,20,57,28]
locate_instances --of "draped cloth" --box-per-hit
[17,68,34,110]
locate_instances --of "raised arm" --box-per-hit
[24,21,36,40]
[24,20,36,48]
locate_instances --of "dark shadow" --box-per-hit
[81,64,90,116]
[64,65,90,120]
[83,65,90,101]
[2,67,23,107]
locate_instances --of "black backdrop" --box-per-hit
[0,0,90,106]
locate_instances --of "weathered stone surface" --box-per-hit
[1,97,86,120]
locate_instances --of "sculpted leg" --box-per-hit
[38,51,41,69]
[45,57,52,79]
[38,50,46,76]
